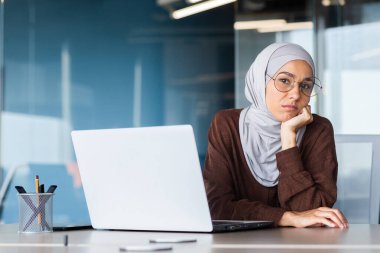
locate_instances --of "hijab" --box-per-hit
[239,43,315,187]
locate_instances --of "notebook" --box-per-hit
[71,125,273,232]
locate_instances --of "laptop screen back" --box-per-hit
[71,125,213,232]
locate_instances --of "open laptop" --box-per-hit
[71,125,273,232]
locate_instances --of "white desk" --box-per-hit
[1,224,380,253]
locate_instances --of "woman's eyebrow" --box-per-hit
[280,71,313,81]
[302,77,314,82]
[279,71,295,78]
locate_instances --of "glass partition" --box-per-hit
[0,0,235,224]
[234,0,317,110]
[0,0,4,188]
[234,0,380,224]
[335,142,372,223]
[316,1,380,134]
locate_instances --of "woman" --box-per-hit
[203,42,348,228]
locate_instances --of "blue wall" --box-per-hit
[1,0,234,224]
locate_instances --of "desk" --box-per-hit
[1,224,380,253]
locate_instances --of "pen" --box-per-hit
[15,186,27,194]
[64,235,69,247]
[150,238,197,243]
[119,245,173,252]
[35,175,42,225]
[39,184,44,193]
[47,185,57,193]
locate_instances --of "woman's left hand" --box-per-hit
[281,105,313,150]
[278,207,349,228]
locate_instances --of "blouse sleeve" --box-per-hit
[276,118,338,211]
[203,112,286,224]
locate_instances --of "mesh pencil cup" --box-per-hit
[17,193,54,233]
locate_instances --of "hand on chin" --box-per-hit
[282,106,313,131]
[281,111,301,123]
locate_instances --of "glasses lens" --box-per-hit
[308,77,322,97]
[300,79,314,97]
[273,73,323,97]
[274,73,294,92]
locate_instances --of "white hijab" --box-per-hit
[239,43,315,187]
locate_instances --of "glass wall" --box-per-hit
[235,0,380,132]
[2,0,379,225]
[0,0,4,187]
[315,0,380,224]
[317,1,380,134]
[234,0,380,224]
[234,0,317,110]
[0,0,234,224]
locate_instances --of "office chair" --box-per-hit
[334,135,380,224]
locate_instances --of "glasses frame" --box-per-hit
[266,72,323,97]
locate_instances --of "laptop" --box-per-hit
[71,125,273,232]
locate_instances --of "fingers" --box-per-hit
[305,105,311,113]
[307,222,324,228]
[318,207,348,223]
[282,105,313,132]
[314,217,338,228]
[295,106,313,123]
[318,207,349,227]
[303,105,313,123]
[299,215,336,228]
[297,106,313,120]
[288,208,349,228]
[315,210,345,228]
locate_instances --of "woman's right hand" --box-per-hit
[280,105,313,150]
[278,207,349,228]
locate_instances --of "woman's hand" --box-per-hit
[278,207,349,228]
[281,105,313,150]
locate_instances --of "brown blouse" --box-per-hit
[203,109,338,225]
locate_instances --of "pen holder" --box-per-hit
[17,193,54,233]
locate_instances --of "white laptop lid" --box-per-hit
[71,125,213,232]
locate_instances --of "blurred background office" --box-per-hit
[0,0,380,225]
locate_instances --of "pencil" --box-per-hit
[35,175,39,193]
[35,175,42,225]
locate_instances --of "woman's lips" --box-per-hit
[281,105,298,111]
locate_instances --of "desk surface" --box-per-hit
[1,224,380,253]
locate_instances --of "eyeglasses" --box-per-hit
[266,72,323,97]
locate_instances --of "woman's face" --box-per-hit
[265,60,312,122]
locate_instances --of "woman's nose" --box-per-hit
[288,84,302,100]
